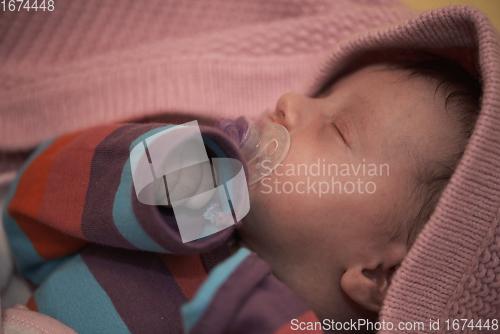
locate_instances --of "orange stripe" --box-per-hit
[159,254,208,300]
[274,311,322,334]
[8,131,89,259]
[26,295,38,312]
[38,124,124,238]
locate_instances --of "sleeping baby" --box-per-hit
[235,52,482,327]
[2,52,481,333]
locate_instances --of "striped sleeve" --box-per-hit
[2,123,243,285]
[182,248,323,334]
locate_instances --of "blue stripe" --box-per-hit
[2,139,72,284]
[181,247,251,333]
[113,158,168,253]
[35,254,131,334]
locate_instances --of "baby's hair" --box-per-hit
[385,52,482,247]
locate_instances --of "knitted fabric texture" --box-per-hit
[1,1,499,333]
[0,0,413,151]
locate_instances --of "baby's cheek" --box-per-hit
[248,181,305,238]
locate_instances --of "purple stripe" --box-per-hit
[131,127,245,254]
[201,244,231,272]
[81,245,187,334]
[191,254,312,334]
[81,124,161,248]
[227,275,313,334]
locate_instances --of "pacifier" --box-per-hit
[219,111,291,185]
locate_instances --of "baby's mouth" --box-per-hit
[218,111,291,185]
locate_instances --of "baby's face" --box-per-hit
[238,64,464,320]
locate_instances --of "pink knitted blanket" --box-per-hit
[0,0,413,151]
[1,0,500,333]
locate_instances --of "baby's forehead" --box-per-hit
[321,61,444,96]
[335,67,448,149]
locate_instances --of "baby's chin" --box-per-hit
[246,175,266,194]
[243,179,268,222]
[235,191,270,254]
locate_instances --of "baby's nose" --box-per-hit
[273,92,314,132]
[271,93,306,131]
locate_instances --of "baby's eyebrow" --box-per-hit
[316,78,340,98]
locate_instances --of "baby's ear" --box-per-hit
[340,246,406,313]
[339,265,396,313]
